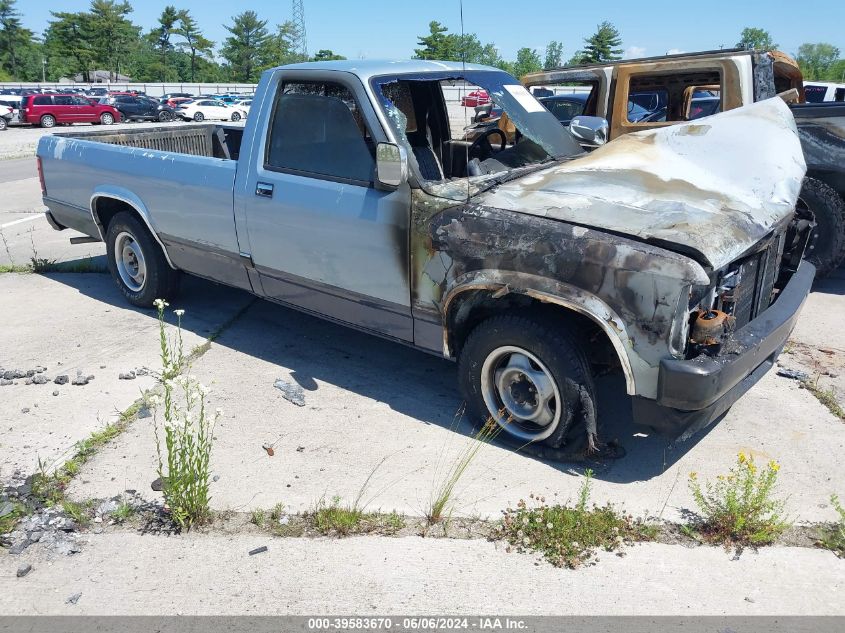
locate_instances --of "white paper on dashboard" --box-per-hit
[502,85,545,113]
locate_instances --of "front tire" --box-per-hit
[40,114,56,128]
[0,117,7,131]
[458,314,599,454]
[158,111,172,122]
[193,112,204,122]
[800,177,845,277]
[100,112,114,125]
[230,111,241,122]
[105,212,180,308]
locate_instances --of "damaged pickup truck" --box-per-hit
[37,60,814,455]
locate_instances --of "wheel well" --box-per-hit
[446,290,621,374]
[806,170,845,200]
[92,197,136,237]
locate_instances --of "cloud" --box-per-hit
[624,46,647,59]
[666,48,686,55]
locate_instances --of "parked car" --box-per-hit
[104,95,177,122]
[176,99,246,122]
[160,92,193,102]
[39,60,814,454]
[640,97,722,123]
[803,82,845,103]
[21,93,120,127]
[460,89,490,107]
[163,97,194,109]
[86,88,109,98]
[0,104,13,130]
[234,99,252,116]
[0,95,23,124]
[538,93,589,125]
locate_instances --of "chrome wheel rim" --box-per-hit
[114,231,146,292]
[102,114,113,124]
[480,346,562,441]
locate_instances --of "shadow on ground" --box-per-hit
[49,270,711,483]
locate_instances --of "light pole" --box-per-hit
[42,58,46,83]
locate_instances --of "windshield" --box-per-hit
[371,70,583,201]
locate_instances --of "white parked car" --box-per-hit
[803,81,845,103]
[234,99,252,116]
[176,99,247,122]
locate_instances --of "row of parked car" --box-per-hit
[0,89,253,130]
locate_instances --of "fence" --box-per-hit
[0,82,259,98]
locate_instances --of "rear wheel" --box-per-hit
[458,314,599,455]
[100,112,114,125]
[40,114,56,128]
[0,117,7,131]
[105,211,180,308]
[193,112,204,122]
[118,112,126,123]
[800,177,845,277]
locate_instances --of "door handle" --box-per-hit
[255,182,274,198]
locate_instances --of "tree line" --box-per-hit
[0,1,841,84]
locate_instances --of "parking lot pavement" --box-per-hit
[1,533,842,615]
[0,273,252,481]
[68,283,845,525]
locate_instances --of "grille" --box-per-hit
[722,231,785,329]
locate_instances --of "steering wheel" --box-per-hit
[468,127,507,159]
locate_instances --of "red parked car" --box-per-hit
[21,94,120,128]
[460,90,490,107]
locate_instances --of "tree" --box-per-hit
[312,49,346,62]
[543,40,563,70]
[175,9,213,82]
[510,47,542,78]
[736,27,777,51]
[578,21,623,64]
[152,5,179,80]
[797,42,841,81]
[414,21,454,60]
[88,0,138,79]
[45,11,96,82]
[221,11,272,82]
[0,0,37,79]
[270,21,307,66]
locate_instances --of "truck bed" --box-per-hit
[56,123,245,160]
[38,123,248,289]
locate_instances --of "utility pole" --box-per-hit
[291,0,307,61]
[42,58,46,83]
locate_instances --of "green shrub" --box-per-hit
[686,453,789,546]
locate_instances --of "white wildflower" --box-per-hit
[198,383,210,396]
[174,309,185,317]
[546,522,553,530]
[153,299,169,309]
[215,407,223,417]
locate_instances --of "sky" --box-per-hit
[21,0,845,64]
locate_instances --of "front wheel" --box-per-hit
[0,117,7,131]
[230,111,241,122]
[458,314,599,454]
[105,212,180,308]
[158,111,172,122]
[193,112,204,122]
[800,177,845,277]
[100,112,114,125]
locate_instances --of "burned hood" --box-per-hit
[477,98,806,269]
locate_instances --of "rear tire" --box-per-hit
[40,114,56,128]
[105,211,180,308]
[458,314,599,454]
[800,177,845,277]
[0,117,7,131]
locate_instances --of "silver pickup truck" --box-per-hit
[38,60,815,457]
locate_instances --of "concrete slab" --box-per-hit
[1,532,842,615]
[0,273,252,481]
[69,298,845,524]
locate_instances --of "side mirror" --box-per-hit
[375,142,407,190]
[569,116,609,146]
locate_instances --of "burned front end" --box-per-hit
[633,210,815,439]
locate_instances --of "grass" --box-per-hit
[61,500,93,527]
[426,410,504,525]
[111,501,136,523]
[0,502,25,535]
[803,381,845,422]
[685,453,790,546]
[250,508,266,528]
[818,494,845,557]
[497,470,656,568]
[312,495,367,536]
